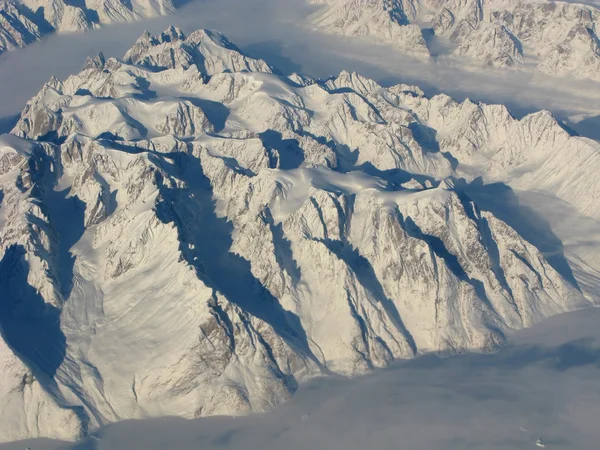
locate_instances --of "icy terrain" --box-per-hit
[310,0,600,81]
[2,0,600,143]
[1,26,599,442]
[0,0,174,54]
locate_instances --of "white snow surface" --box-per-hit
[0,26,599,443]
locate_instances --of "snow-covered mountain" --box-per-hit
[309,0,430,59]
[0,0,43,53]
[0,0,174,54]
[309,0,600,81]
[0,26,598,443]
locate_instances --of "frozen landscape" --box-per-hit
[0,0,174,54]
[310,0,600,81]
[1,308,600,449]
[0,0,600,449]
[2,0,600,140]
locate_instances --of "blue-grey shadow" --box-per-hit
[317,237,417,356]
[0,245,66,377]
[398,210,501,322]
[34,162,86,300]
[458,179,580,290]
[0,145,85,380]
[262,208,302,287]
[569,115,600,142]
[182,97,230,132]
[259,130,305,170]
[153,151,320,379]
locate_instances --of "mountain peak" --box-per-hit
[82,52,106,71]
[160,25,186,42]
[123,26,273,74]
[309,0,600,81]
[0,0,175,55]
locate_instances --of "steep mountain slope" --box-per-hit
[309,0,600,81]
[0,0,174,54]
[308,0,430,59]
[0,27,598,443]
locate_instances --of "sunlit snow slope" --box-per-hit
[0,25,598,442]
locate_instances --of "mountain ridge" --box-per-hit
[309,0,600,81]
[0,26,598,443]
[0,0,174,54]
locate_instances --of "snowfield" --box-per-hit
[0,25,600,444]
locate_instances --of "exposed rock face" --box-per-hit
[0,27,596,443]
[0,0,174,54]
[310,0,600,80]
[0,0,43,53]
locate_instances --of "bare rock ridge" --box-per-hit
[0,26,598,443]
[309,0,600,81]
[0,0,174,54]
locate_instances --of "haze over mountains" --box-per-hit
[1,24,599,443]
[310,0,600,81]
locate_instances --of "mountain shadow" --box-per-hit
[458,179,580,290]
[259,130,305,170]
[317,238,417,356]
[0,245,66,377]
[153,151,320,375]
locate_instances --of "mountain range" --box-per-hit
[4,0,600,84]
[1,25,599,442]
[310,0,600,81]
[0,0,174,54]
